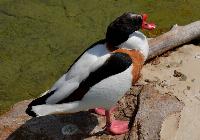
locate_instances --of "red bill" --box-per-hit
[142,14,156,30]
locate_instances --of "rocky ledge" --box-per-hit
[0,85,183,140]
[1,44,200,140]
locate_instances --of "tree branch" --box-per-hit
[147,21,200,60]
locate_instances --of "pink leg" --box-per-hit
[105,110,129,135]
[94,107,106,116]
[94,106,117,116]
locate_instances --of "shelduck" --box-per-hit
[26,12,155,135]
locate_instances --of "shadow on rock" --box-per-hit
[7,112,98,140]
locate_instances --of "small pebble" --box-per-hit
[173,70,187,81]
[173,70,182,77]
[145,79,151,83]
[194,54,200,60]
[187,86,191,90]
[151,57,160,65]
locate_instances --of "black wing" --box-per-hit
[58,52,132,103]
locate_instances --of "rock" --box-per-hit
[141,44,200,140]
[0,101,99,140]
[0,85,183,140]
[4,44,200,139]
[0,100,31,140]
[124,86,183,140]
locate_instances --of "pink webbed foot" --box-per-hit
[94,106,117,116]
[106,120,129,135]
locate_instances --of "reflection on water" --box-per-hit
[0,0,199,114]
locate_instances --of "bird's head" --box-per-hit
[106,12,155,47]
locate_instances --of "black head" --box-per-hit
[106,12,143,46]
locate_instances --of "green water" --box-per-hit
[0,0,199,115]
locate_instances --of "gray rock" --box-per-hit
[0,85,183,140]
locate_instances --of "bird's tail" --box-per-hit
[26,90,56,117]
[26,101,83,117]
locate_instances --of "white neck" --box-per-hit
[117,31,149,60]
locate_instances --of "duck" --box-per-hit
[26,12,155,135]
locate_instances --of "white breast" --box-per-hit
[119,31,149,60]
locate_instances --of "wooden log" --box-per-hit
[147,21,200,60]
